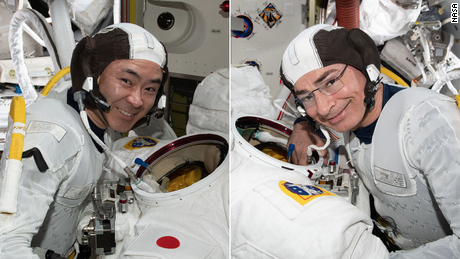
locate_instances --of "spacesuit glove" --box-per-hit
[287,120,328,165]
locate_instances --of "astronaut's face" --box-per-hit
[294,63,375,133]
[87,59,163,132]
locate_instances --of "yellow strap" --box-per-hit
[381,67,409,87]
[456,95,460,111]
[41,66,71,96]
[8,96,26,161]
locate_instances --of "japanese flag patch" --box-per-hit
[123,224,214,258]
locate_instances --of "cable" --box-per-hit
[40,66,70,96]
[307,125,331,164]
[381,67,409,87]
[416,27,439,81]
[432,69,460,96]
[74,91,157,193]
[9,8,62,105]
[436,64,458,95]
[22,23,46,47]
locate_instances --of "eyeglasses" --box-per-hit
[295,65,348,113]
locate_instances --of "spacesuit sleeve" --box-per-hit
[0,131,80,259]
[391,96,460,259]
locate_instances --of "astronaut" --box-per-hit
[0,23,168,258]
[281,24,460,258]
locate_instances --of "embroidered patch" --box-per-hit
[124,223,213,258]
[279,181,335,205]
[27,121,66,142]
[259,3,282,28]
[375,166,407,188]
[63,183,93,200]
[123,137,158,150]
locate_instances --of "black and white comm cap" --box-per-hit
[280,24,380,93]
[71,23,168,110]
[96,23,167,68]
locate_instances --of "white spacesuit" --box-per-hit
[0,23,169,258]
[345,87,460,258]
[230,115,389,258]
[102,133,229,259]
[0,98,105,258]
[280,24,460,258]
[186,68,229,135]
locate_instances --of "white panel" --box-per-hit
[285,3,295,17]
[246,0,258,13]
[142,0,229,78]
[231,1,306,100]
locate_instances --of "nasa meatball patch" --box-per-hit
[279,181,335,205]
[124,137,158,150]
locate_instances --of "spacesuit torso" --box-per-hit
[230,119,389,259]
[344,87,460,258]
[0,98,105,258]
[102,134,229,259]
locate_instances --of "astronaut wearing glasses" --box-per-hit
[281,24,460,258]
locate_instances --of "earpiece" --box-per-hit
[364,64,382,109]
[366,64,380,91]
[82,77,93,92]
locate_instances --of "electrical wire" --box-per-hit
[307,125,331,163]
[74,90,157,193]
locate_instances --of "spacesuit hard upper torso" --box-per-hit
[230,142,390,259]
[344,87,460,258]
[118,173,229,259]
[102,134,229,259]
[0,98,105,258]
